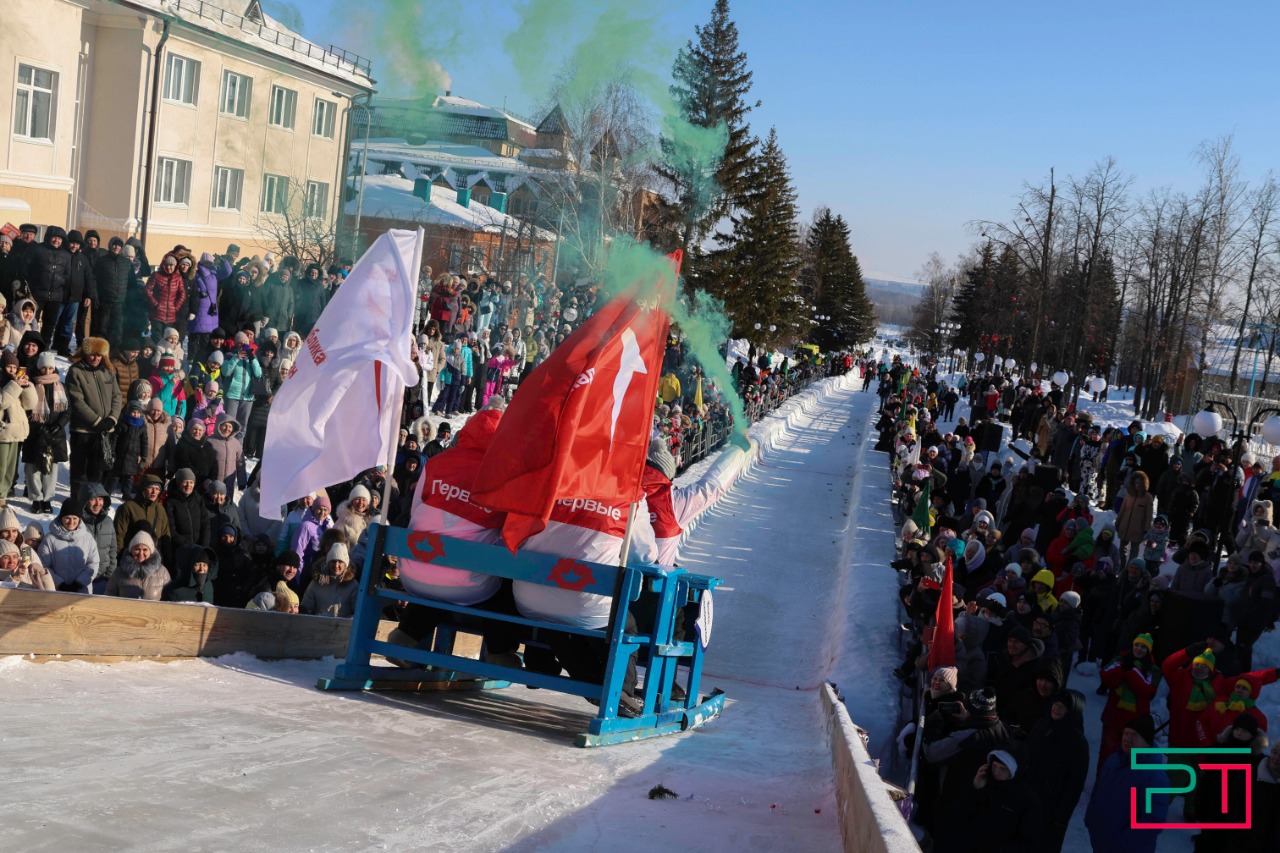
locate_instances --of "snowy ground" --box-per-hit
[1,374,885,851]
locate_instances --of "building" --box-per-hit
[1,0,373,260]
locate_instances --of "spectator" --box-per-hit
[0,350,37,507]
[38,500,100,594]
[166,468,209,551]
[79,482,116,594]
[1022,690,1088,853]
[172,419,216,488]
[23,350,68,515]
[144,254,186,331]
[300,543,358,618]
[91,237,129,346]
[0,538,53,590]
[106,531,170,600]
[65,336,121,500]
[209,413,245,498]
[1086,714,1169,853]
[290,494,332,575]
[165,543,218,604]
[114,474,172,561]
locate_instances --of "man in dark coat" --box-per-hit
[1022,690,1088,853]
[91,236,130,347]
[65,336,121,500]
[166,468,209,551]
[922,687,1018,843]
[29,224,69,336]
[57,230,96,356]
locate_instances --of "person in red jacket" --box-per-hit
[1203,670,1278,741]
[144,254,187,330]
[1162,644,1275,750]
[1098,632,1160,770]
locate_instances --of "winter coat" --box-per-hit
[106,551,170,600]
[166,489,209,550]
[145,268,187,324]
[332,499,370,550]
[113,496,171,559]
[66,356,122,432]
[92,249,131,304]
[261,277,295,330]
[209,426,245,485]
[164,543,218,603]
[142,412,170,471]
[112,421,148,478]
[212,529,254,607]
[65,248,95,303]
[110,354,143,410]
[1237,566,1278,636]
[172,435,216,486]
[1023,691,1089,830]
[0,378,37,443]
[290,508,332,573]
[37,519,100,593]
[220,353,261,402]
[80,483,117,581]
[188,259,229,334]
[1115,491,1154,544]
[421,336,446,383]
[300,572,358,617]
[151,373,187,420]
[237,487,281,545]
[29,235,69,303]
[1170,559,1213,595]
[292,278,328,334]
[1161,646,1244,749]
[1085,749,1170,853]
[1246,754,1280,853]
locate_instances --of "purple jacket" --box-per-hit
[189,259,230,334]
[290,509,332,571]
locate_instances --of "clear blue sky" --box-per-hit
[289,0,1280,282]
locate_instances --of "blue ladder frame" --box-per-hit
[316,523,726,747]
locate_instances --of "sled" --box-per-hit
[316,523,725,747]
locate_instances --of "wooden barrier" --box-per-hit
[0,588,408,661]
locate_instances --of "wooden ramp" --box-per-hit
[0,588,417,661]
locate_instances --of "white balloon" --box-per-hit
[974,352,985,362]
[1052,370,1069,387]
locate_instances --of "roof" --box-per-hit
[369,95,544,147]
[358,139,568,196]
[348,174,555,241]
[122,0,374,88]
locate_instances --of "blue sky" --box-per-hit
[292,0,1280,282]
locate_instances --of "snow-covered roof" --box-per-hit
[1196,321,1280,380]
[433,95,536,130]
[357,140,568,197]
[348,174,555,241]
[123,0,374,88]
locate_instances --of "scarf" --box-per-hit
[1214,694,1256,715]
[30,374,67,422]
[1187,677,1217,712]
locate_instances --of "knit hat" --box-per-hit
[1232,713,1261,736]
[276,550,301,568]
[234,332,249,346]
[246,592,276,611]
[1133,633,1155,652]
[1192,648,1217,672]
[1003,563,1023,579]
[313,495,332,511]
[129,531,156,551]
[36,351,57,370]
[0,507,18,533]
[159,354,176,370]
[263,327,278,340]
[1059,590,1082,609]
[931,666,959,690]
[208,350,224,365]
[349,485,371,502]
[163,327,179,341]
[207,481,227,496]
[327,543,350,564]
[647,435,677,480]
[968,688,998,714]
[1125,713,1156,746]
[0,539,18,557]
[983,592,1008,609]
[174,468,196,483]
[1008,626,1033,647]
[123,244,136,259]
[987,750,1018,777]
[57,499,79,521]
[0,351,18,371]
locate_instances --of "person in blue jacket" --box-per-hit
[1085,713,1171,853]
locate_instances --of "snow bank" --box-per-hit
[822,684,919,853]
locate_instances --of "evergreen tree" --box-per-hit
[800,208,875,349]
[660,0,758,261]
[705,128,800,340]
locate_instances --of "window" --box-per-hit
[312,98,336,138]
[212,166,244,210]
[219,70,252,118]
[154,157,192,205]
[468,244,486,269]
[304,180,328,219]
[163,54,200,105]
[261,173,289,214]
[13,64,57,141]
[268,85,297,129]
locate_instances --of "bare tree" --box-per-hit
[1227,173,1280,391]
[254,174,338,269]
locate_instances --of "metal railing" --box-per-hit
[167,0,373,76]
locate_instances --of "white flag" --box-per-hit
[258,228,422,519]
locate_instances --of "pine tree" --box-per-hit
[660,0,758,260]
[800,208,876,349]
[705,128,800,340]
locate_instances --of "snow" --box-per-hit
[348,175,554,240]
[0,373,887,851]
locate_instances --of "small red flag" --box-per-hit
[471,251,681,552]
[928,553,957,671]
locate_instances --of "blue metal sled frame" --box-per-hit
[315,524,725,747]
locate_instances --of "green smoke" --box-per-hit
[340,0,463,97]
[600,240,750,448]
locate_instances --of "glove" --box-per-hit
[97,416,117,433]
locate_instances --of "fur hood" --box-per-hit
[1249,499,1273,526]
[115,551,166,579]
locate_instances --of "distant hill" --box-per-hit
[865,278,922,326]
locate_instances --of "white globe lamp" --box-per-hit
[1052,370,1069,388]
[1192,409,1223,438]
[974,352,985,363]
[1030,362,1038,374]
[1089,377,1107,394]
[1261,415,1280,446]
[1004,358,1016,370]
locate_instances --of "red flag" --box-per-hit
[928,553,957,671]
[472,251,681,552]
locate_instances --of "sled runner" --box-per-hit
[316,523,725,747]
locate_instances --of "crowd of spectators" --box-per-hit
[872,355,1280,853]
